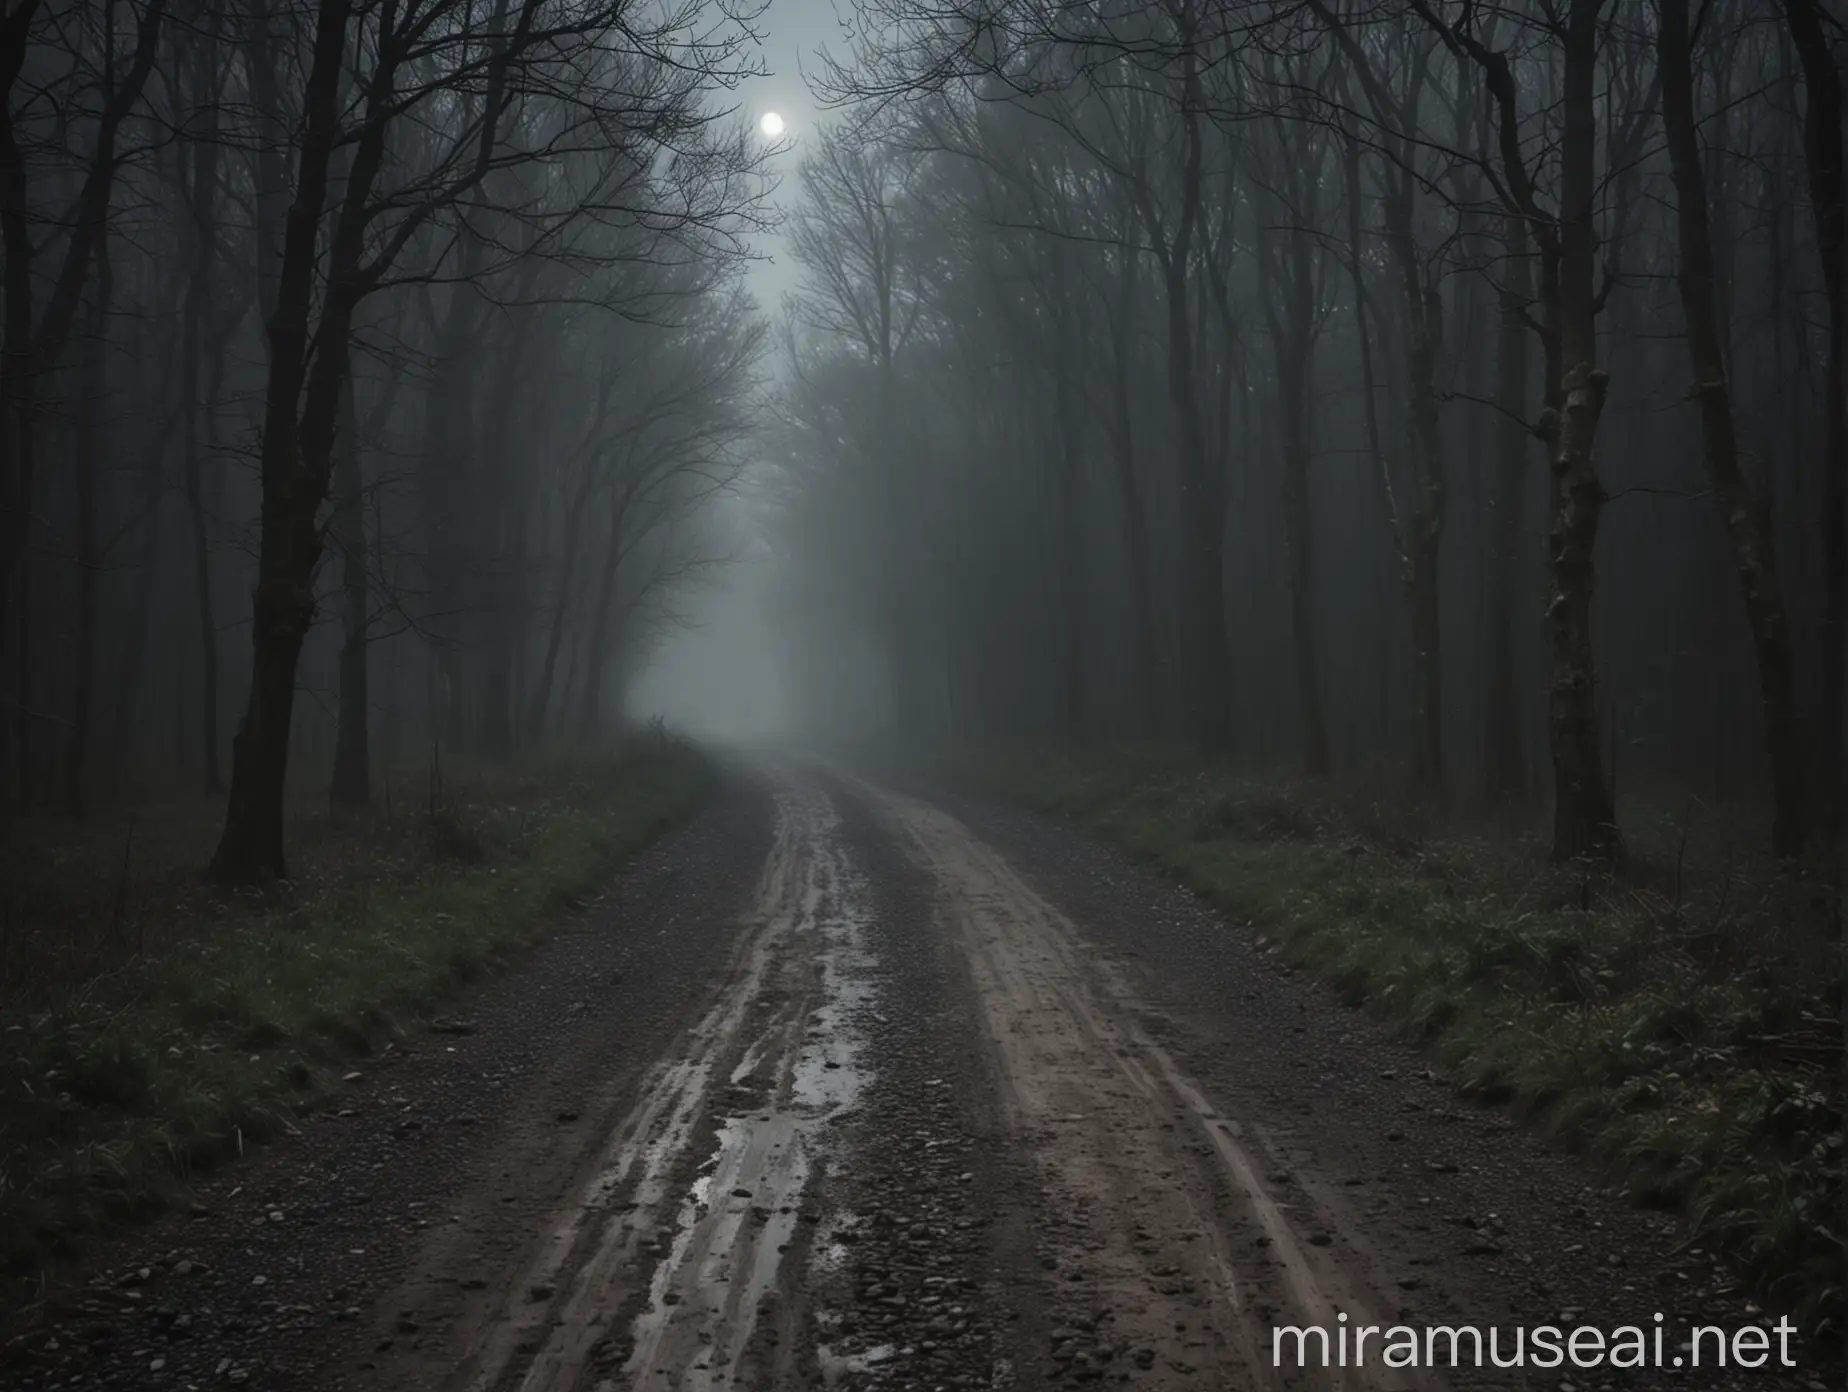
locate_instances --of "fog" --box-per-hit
[627,499,792,744]
[0,0,1842,873]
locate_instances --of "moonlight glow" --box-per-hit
[760,111,785,138]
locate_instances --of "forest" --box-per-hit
[769,0,1844,868]
[0,0,1841,876]
[0,0,771,881]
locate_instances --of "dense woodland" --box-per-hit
[1,0,1842,883]
[770,0,1845,863]
[0,0,770,878]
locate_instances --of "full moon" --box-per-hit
[760,111,785,138]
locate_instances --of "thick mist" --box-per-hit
[626,500,792,743]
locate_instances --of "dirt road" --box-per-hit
[6,761,1830,1391]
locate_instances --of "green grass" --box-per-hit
[945,745,1843,1342]
[0,733,712,1273]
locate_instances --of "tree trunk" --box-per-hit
[330,379,370,805]
[1487,211,1531,805]
[1545,361,1617,862]
[1660,0,1807,856]
[576,489,631,741]
[1399,278,1447,796]
[1778,0,1844,835]
[1277,355,1328,778]
[421,289,475,750]
[0,3,37,673]
[526,468,600,740]
[240,0,288,328]
[210,0,354,882]
[185,422,224,793]
[67,267,110,816]
[1406,524,1443,793]
[106,455,164,787]
[1108,242,1158,737]
[1263,194,1329,778]
[181,31,224,793]
[1052,306,1087,743]
[1544,0,1621,865]
[473,302,537,758]
[1340,132,1400,773]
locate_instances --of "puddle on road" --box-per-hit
[816,1340,897,1382]
[619,787,878,1391]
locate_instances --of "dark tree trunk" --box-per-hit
[1052,306,1087,743]
[1397,279,1446,795]
[67,266,110,815]
[478,473,517,760]
[474,302,537,759]
[1277,361,1328,779]
[181,31,224,794]
[1108,242,1157,737]
[1544,357,1616,862]
[479,596,514,758]
[1778,0,1844,834]
[526,469,600,740]
[0,2,38,672]
[1540,0,1621,864]
[1340,131,1399,774]
[1315,1,1445,793]
[1406,521,1443,792]
[1660,0,1807,856]
[217,0,520,875]
[421,283,478,750]
[240,0,288,327]
[1262,190,1329,779]
[106,455,164,788]
[211,0,355,881]
[1487,212,1532,805]
[575,487,632,741]
[330,379,370,806]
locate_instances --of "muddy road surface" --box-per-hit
[6,760,1830,1392]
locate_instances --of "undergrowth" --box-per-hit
[0,734,711,1273]
[950,746,1843,1343]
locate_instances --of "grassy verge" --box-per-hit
[944,746,1842,1340]
[0,734,712,1274]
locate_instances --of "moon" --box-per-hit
[760,111,785,138]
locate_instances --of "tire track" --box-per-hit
[434,778,876,1392]
[867,783,1423,1392]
